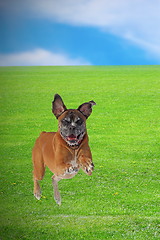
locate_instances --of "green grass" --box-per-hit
[0,65,160,239]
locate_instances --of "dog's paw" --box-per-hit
[66,166,79,174]
[54,193,61,206]
[80,159,94,175]
[84,162,94,175]
[34,192,41,200]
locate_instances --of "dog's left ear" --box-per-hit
[78,100,96,119]
[52,94,67,118]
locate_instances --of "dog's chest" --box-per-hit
[70,155,78,167]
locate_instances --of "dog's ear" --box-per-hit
[78,100,96,119]
[52,94,67,118]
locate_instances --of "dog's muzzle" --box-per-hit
[60,132,85,147]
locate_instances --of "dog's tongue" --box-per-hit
[67,134,77,141]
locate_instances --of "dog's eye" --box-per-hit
[62,119,70,125]
[76,119,83,125]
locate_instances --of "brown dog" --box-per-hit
[32,94,96,205]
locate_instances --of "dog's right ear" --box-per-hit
[52,94,67,118]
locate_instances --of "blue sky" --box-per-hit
[0,0,160,66]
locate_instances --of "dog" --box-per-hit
[32,94,96,205]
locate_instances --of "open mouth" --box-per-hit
[61,132,85,146]
[66,134,77,142]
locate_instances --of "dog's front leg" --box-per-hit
[52,175,62,205]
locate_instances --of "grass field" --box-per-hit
[0,65,160,239]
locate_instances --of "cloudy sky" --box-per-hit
[0,0,160,66]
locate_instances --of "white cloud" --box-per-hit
[30,0,160,58]
[1,0,160,59]
[124,32,160,58]
[0,49,91,66]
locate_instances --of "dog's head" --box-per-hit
[52,94,96,147]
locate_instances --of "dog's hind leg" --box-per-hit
[52,175,61,205]
[32,147,45,200]
[33,179,41,200]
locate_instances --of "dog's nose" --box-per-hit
[69,121,76,129]
[69,126,75,131]
[71,121,76,127]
